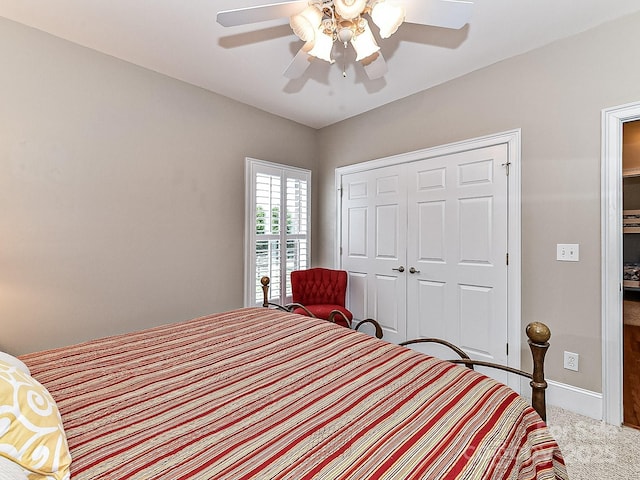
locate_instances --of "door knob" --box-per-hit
[392,266,405,273]
[409,267,420,274]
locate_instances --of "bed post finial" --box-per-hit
[526,322,551,422]
[261,276,270,308]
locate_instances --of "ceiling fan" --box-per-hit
[217,0,474,81]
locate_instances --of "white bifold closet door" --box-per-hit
[341,144,509,383]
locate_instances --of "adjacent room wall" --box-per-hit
[316,12,640,393]
[0,18,318,355]
[623,120,640,175]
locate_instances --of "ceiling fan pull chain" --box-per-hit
[343,43,348,77]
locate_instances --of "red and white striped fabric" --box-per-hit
[20,308,567,479]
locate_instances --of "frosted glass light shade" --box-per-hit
[290,6,323,42]
[334,0,368,20]
[308,31,335,63]
[351,20,380,61]
[371,1,406,38]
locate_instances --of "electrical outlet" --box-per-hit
[557,244,580,262]
[564,351,579,372]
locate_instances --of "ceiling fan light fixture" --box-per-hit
[308,29,335,63]
[371,1,406,39]
[360,51,380,67]
[290,5,323,42]
[321,16,336,35]
[337,20,355,45]
[218,0,476,81]
[351,19,380,61]
[333,0,368,21]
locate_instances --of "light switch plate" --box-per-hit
[557,244,579,262]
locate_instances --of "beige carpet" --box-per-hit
[547,405,640,478]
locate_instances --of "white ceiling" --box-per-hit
[2,0,640,129]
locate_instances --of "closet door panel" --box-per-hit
[417,201,446,263]
[376,205,400,259]
[346,271,367,320]
[458,196,492,265]
[347,207,368,258]
[458,284,493,356]
[406,144,509,384]
[340,142,510,380]
[341,165,408,344]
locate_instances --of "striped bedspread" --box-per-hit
[21,308,567,479]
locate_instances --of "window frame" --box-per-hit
[244,158,311,307]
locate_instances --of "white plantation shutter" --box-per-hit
[246,159,311,306]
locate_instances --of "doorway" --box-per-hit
[602,102,640,426]
[622,121,640,429]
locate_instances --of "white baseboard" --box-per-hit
[520,378,603,421]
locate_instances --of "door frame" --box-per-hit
[601,101,640,425]
[334,129,522,378]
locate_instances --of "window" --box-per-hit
[245,158,311,306]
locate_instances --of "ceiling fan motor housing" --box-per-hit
[337,21,355,44]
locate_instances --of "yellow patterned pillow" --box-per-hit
[0,360,71,480]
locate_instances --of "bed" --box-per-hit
[2,303,567,479]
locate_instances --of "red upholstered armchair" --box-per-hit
[290,268,353,328]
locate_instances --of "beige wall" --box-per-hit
[316,12,640,392]
[0,18,317,355]
[3,10,640,393]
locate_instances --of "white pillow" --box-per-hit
[0,353,30,376]
[0,456,30,480]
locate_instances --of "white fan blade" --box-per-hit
[217,1,307,27]
[284,44,313,79]
[402,0,474,30]
[362,52,388,80]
